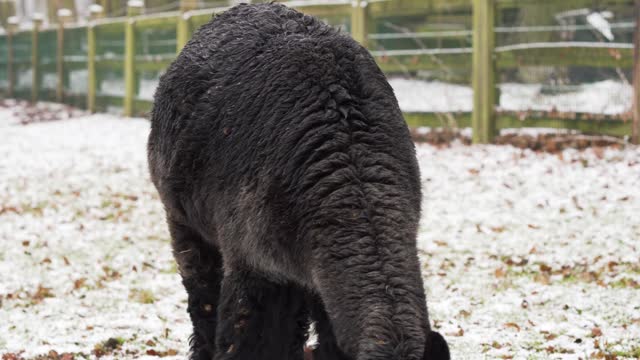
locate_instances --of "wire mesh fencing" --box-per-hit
[0,0,637,141]
[0,35,7,95]
[133,16,178,115]
[37,28,58,102]
[368,1,473,128]
[12,31,32,100]
[495,0,636,119]
[63,26,89,108]
[94,20,126,112]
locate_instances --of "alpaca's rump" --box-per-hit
[148,3,449,359]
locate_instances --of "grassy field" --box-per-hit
[0,101,639,359]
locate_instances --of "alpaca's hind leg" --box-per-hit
[308,296,352,360]
[214,271,309,360]
[169,220,224,360]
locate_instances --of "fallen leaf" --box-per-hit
[504,322,521,332]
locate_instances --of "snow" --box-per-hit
[1,102,639,359]
[89,4,104,15]
[136,77,632,115]
[586,12,615,41]
[57,8,73,18]
[389,78,633,115]
[127,0,145,8]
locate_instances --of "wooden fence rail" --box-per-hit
[0,0,638,144]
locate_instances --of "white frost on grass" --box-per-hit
[390,79,474,113]
[417,144,640,358]
[389,78,633,115]
[0,107,189,359]
[1,103,639,358]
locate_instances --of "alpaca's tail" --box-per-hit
[301,175,437,359]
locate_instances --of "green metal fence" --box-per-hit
[0,0,638,144]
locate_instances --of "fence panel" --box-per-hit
[94,19,126,113]
[38,28,58,102]
[133,14,178,115]
[0,0,635,141]
[63,26,89,108]
[0,35,7,96]
[494,0,636,132]
[368,1,474,128]
[12,31,32,100]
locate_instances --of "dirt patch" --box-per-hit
[410,128,628,153]
[0,100,87,125]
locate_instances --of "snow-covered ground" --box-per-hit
[1,103,639,359]
[390,78,633,115]
[134,77,632,116]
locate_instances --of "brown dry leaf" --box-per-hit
[73,278,87,290]
[539,264,552,273]
[495,267,506,278]
[146,349,159,356]
[591,327,603,337]
[447,327,465,337]
[491,226,506,233]
[505,257,528,267]
[534,273,551,285]
[32,285,55,303]
[504,322,521,332]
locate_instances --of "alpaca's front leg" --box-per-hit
[214,271,309,360]
[169,220,224,360]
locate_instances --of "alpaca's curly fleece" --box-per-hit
[148,3,445,359]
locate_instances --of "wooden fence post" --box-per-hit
[56,9,72,103]
[87,5,104,113]
[7,16,18,98]
[351,0,369,47]
[177,0,196,53]
[124,1,142,117]
[31,14,43,104]
[472,0,496,144]
[633,0,640,145]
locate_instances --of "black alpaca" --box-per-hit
[148,3,450,360]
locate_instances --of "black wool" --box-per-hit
[148,3,450,360]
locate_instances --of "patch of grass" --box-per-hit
[611,347,640,358]
[160,262,178,274]
[20,200,52,216]
[609,278,640,289]
[129,289,155,304]
[93,337,126,357]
